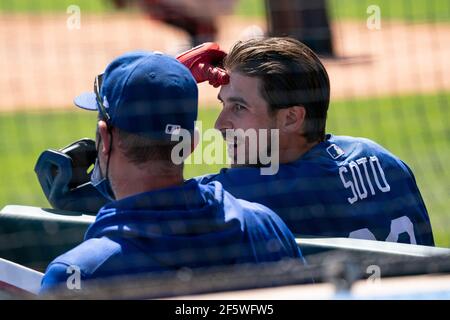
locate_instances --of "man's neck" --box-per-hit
[278,138,320,164]
[112,162,184,200]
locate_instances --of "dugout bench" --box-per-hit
[1,205,449,273]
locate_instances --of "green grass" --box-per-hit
[238,0,450,22]
[2,0,448,22]
[328,0,450,22]
[0,92,449,246]
[235,0,266,17]
[0,106,223,207]
[236,0,450,21]
[0,0,114,13]
[0,0,265,16]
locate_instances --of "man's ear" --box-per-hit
[97,120,111,156]
[278,106,306,133]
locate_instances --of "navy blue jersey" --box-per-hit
[39,179,301,294]
[197,134,434,246]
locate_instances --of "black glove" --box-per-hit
[34,138,108,213]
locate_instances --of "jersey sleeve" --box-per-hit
[240,201,303,262]
[39,262,72,295]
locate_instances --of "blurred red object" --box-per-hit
[111,0,235,46]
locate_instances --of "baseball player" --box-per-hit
[35,39,434,246]
[39,51,302,294]
[192,38,434,245]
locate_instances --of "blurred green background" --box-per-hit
[1,92,449,245]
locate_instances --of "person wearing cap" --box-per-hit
[38,51,302,295]
[35,39,434,249]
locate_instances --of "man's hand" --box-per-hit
[177,42,229,88]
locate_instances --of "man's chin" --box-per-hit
[227,145,262,168]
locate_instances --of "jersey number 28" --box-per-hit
[349,216,417,244]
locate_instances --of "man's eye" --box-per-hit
[234,104,245,112]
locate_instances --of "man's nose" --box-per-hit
[214,110,232,133]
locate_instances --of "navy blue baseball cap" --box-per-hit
[74,51,198,141]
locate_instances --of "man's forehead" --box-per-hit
[218,71,264,104]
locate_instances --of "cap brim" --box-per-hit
[73,92,98,111]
